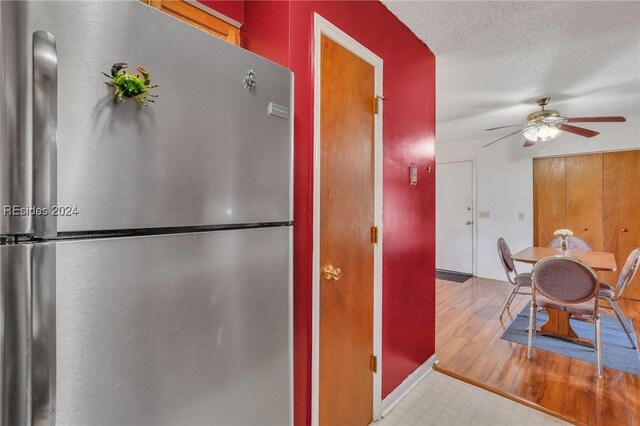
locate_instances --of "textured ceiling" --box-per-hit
[381,1,640,144]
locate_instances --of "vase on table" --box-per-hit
[560,236,568,254]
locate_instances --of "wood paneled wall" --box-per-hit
[534,150,640,300]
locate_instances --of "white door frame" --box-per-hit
[312,13,384,425]
[436,159,477,275]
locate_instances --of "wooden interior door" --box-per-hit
[319,35,375,425]
[566,153,604,251]
[534,153,604,249]
[533,157,566,246]
[604,151,640,299]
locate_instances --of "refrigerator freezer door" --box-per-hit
[48,227,291,425]
[1,1,293,234]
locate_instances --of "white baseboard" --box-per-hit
[378,355,438,418]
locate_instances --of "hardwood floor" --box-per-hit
[435,277,640,426]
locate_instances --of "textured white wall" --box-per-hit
[436,118,640,280]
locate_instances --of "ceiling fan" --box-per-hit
[483,97,626,148]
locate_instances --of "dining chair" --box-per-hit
[549,236,592,251]
[599,247,640,349]
[528,256,603,378]
[496,238,532,319]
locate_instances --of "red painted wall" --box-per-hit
[244,2,436,424]
[242,1,290,67]
[197,0,244,25]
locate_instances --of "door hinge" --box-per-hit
[374,95,386,114]
[370,226,379,244]
[370,354,378,373]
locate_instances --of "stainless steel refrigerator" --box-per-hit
[0,1,293,425]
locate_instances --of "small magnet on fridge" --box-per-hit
[409,165,418,185]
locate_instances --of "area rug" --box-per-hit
[501,303,640,375]
[436,270,473,283]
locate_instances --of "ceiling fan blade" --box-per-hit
[482,128,524,148]
[558,124,600,138]
[523,139,537,147]
[485,124,522,131]
[565,116,626,123]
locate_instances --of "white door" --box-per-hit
[436,161,473,273]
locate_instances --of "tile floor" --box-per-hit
[374,370,568,426]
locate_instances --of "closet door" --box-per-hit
[533,157,566,246]
[604,151,640,299]
[566,153,604,251]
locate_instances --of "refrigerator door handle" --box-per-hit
[0,245,33,426]
[32,31,58,239]
[31,243,56,426]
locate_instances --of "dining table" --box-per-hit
[510,246,617,348]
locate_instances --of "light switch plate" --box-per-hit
[409,165,418,185]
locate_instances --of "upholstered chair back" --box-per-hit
[497,238,515,273]
[615,248,640,299]
[532,257,598,303]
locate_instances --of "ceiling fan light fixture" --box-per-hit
[523,124,562,142]
[483,97,626,149]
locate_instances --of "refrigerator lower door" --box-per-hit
[4,227,292,426]
[0,245,32,426]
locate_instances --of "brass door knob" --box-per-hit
[322,265,342,281]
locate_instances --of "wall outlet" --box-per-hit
[518,212,525,220]
[479,211,490,219]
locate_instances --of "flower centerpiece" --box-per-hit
[553,228,573,252]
